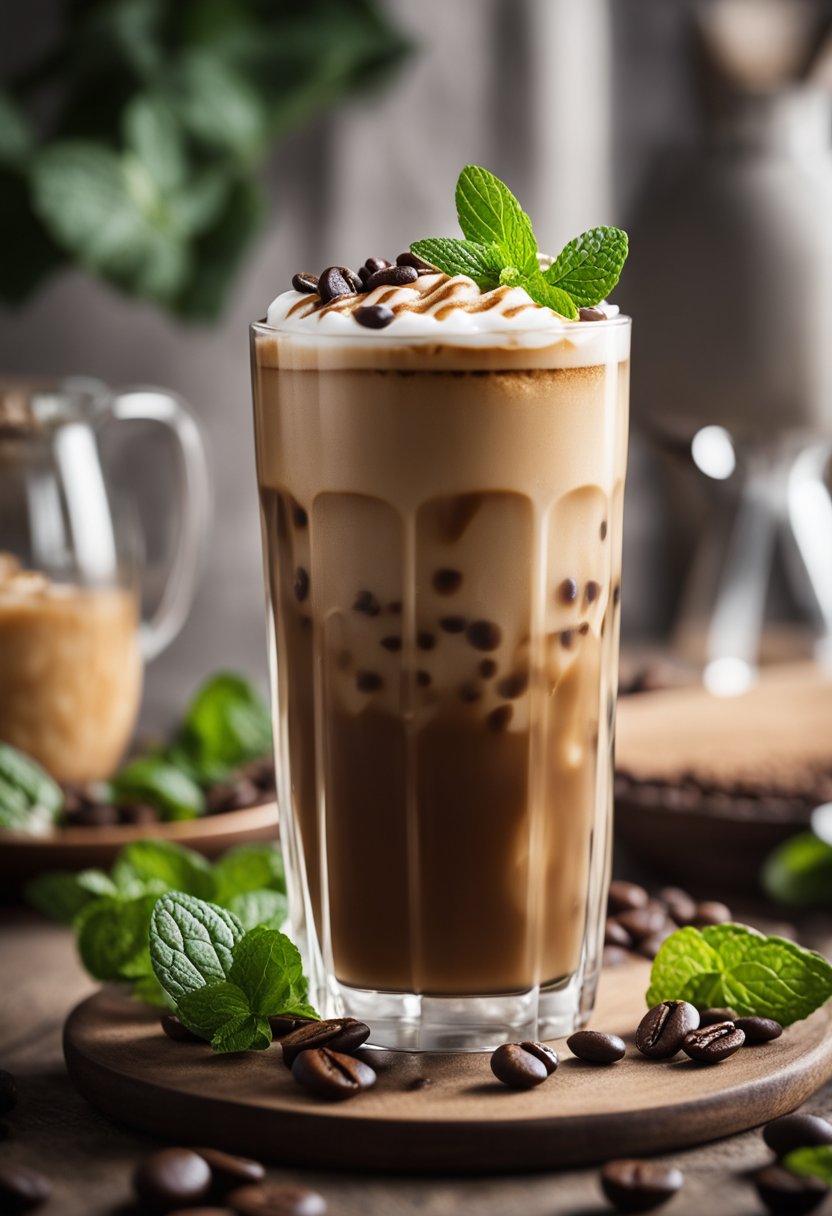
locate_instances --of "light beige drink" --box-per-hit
[252,273,629,1029]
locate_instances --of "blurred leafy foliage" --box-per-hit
[0,0,410,320]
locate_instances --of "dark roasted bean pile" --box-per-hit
[603,879,733,966]
[288,253,437,329]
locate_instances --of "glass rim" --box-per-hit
[249,313,631,342]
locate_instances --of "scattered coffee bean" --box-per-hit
[0,1164,51,1213]
[608,881,649,914]
[396,251,435,272]
[292,1047,376,1100]
[496,672,529,699]
[659,886,697,926]
[439,616,466,634]
[616,906,667,943]
[364,257,392,274]
[490,1041,558,1089]
[458,682,482,703]
[682,1022,745,1063]
[605,919,633,949]
[567,1030,626,1064]
[134,1148,212,1212]
[358,265,370,285]
[353,590,380,616]
[161,1013,202,1043]
[293,568,309,603]
[603,945,630,967]
[416,670,431,688]
[467,620,502,651]
[380,635,402,651]
[735,1016,782,1044]
[585,580,601,603]
[557,577,578,604]
[365,264,418,292]
[600,1159,684,1213]
[280,1018,371,1068]
[355,304,394,329]
[487,705,513,732]
[433,568,463,595]
[636,1001,700,1060]
[692,900,732,927]
[764,1113,832,1157]
[268,1014,315,1038]
[291,272,319,294]
[318,266,361,303]
[754,1164,828,1215]
[699,1007,738,1026]
[194,1147,265,1193]
[227,1182,327,1216]
[417,631,436,651]
[579,307,606,322]
[638,931,673,960]
[0,1070,17,1114]
[119,801,160,825]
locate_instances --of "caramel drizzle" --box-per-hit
[283,275,544,324]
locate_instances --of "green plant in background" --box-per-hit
[0,0,410,319]
[763,832,832,909]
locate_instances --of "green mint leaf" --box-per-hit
[78,894,158,982]
[177,980,251,1041]
[111,756,205,821]
[454,165,538,276]
[544,226,628,306]
[212,1013,272,1054]
[785,1146,832,1186]
[212,843,285,905]
[25,870,115,925]
[150,892,243,1003]
[112,839,215,900]
[647,924,832,1026]
[173,673,272,785]
[225,889,288,932]
[409,238,504,289]
[521,272,580,320]
[0,743,63,831]
[763,833,832,909]
[228,926,309,1016]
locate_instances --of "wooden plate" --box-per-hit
[0,801,279,889]
[63,961,832,1173]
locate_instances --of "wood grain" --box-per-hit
[63,961,832,1173]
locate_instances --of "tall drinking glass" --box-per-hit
[251,316,630,1050]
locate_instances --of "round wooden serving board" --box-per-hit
[64,961,832,1173]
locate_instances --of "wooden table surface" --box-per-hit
[2,907,832,1216]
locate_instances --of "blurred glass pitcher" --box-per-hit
[0,377,210,783]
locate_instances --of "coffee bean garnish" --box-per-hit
[0,1071,17,1115]
[600,1159,684,1213]
[487,705,513,732]
[692,900,732,927]
[318,265,361,303]
[764,1113,832,1157]
[365,264,419,292]
[355,304,394,330]
[416,670,431,688]
[659,886,696,926]
[636,1001,699,1060]
[579,306,606,322]
[194,1147,265,1192]
[567,1030,626,1064]
[682,1022,745,1063]
[479,659,497,679]
[458,682,482,703]
[490,1041,558,1089]
[161,1013,202,1043]
[557,577,578,604]
[605,919,633,949]
[292,1047,377,1100]
[134,1147,212,1212]
[280,1018,371,1068]
[396,251,435,272]
[638,931,671,960]
[417,631,436,651]
[227,1181,327,1216]
[616,906,667,942]
[268,1013,316,1038]
[0,1164,51,1213]
[364,257,393,274]
[353,590,380,616]
[356,671,383,693]
[292,272,319,294]
[439,615,466,634]
[496,671,529,699]
[608,880,649,913]
[754,1164,827,1216]
[734,1015,782,1044]
[433,567,463,595]
[358,265,370,285]
[699,1007,738,1026]
[600,520,608,540]
[293,567,309,603]
[467,619,502,651]
[380,635,402,651]
[585,579,601,604]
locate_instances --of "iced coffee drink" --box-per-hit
[251,173,630,1048]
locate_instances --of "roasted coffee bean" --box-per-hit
[161,1013,202,1043]
[603,945,630,967]
[194,1147,265,1192]
[638,930,672,960]
[228,1182,327,1215]
[396,251,435,272]
[754,1164,828,1215]
[0,1164,51,1213]
[692,900,732,927]
[636,1001,700,1060]
[600,1159,684,1213]
[293,567,309,603]
[682,1022,745,1063]
[433,567,463,595]
[616,906,667,943]
[355,304,394,329]
[496,672,529,700]
[699,1006,738,1026]
[763,1113,832,1156]
[659,886,697,926]
[363,257,392,275]
[487,705,513,732]
[291,272,319,294]
[119,801,160,825]
[466,619,502,651]
[608,880,649,914]
[292,1047,376,1100]
[735,1016,782,1044]
[490,1041,558,1088]
[268,1014,315,1038]
[358,265,370,285]
[365,264,418,292]
[0,1070,17,1114]
[439,616,466,634]
[134,1148,212,1212]
[318,266,361,302]
[280,1018,370,1068]
[353,590,380,616]
[579,307,606,322]
[605,919,633,949]
[567,1030,626,1064]
[557,577,578,604]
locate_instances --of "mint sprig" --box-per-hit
[410,164,628,319]
[785,1146,832,1186]
[647,924,832,1027]
[150,893,318,1053]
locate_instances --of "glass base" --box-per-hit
[325,970,597,1053]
